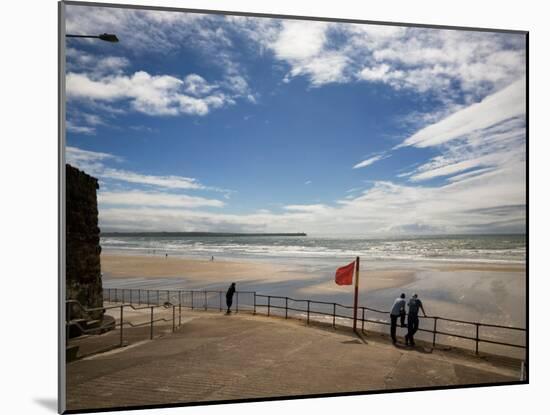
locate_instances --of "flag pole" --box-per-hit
[353,256,360,332]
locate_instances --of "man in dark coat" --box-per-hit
[226,282,236,314]
[405,293,427,346]
[389,293,406,344]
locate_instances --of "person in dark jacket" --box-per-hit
[389,293,406,344]
[226,282,236,314]
[405,293,427,346]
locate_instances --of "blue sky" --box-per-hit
[65,5,526,235]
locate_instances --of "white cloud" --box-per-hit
[98,190,224,208]
[394,80,526,190]
[228,17,524,97]
[66,146,232,195]
[353,154,390,169]
[66,6,525,100]
[66,71,233,116]
[446,167,495,183]
[66,146,119,164]
[101,168,204,190]
[272,21,328,61]
[399,78,526,149]
[66,6,255,106]
[66,121,95,135]
[66,48,130,76]
[97,167,525,233]
[183,74,217,96]
[283,204,330,214]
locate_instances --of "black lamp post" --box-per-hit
[66,33,119,42]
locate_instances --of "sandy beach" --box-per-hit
[101,253,416,292]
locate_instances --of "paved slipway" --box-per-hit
[66,311,521,411]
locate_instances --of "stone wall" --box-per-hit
[66,164,103,320]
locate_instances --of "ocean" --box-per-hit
[100,234,526,266]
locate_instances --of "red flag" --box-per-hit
[335,260,355,285]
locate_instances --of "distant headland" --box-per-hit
[101,232,307,237]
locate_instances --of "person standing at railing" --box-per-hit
[390,293,407,344]
[226,282,236,314]
[405,293,427,346]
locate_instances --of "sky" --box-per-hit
[64,4,526,235]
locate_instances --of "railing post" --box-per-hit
[172,305,175,332]
[362,307,365,333]
[122,288,125,303]
[191,291,194,310]
[332,303,336,328]
[150,306,154,339]
[108,288,111,303]
[307,300,310,325]
[138,289,141,305]
[157,290,160,306]
[219,291,222,312]
[475,323,480,354]
[179,298,182,327]
[114,288,118,302]
[432,317,438,347]
[205,291,208,311]
[253,292,256,314]
[236,292,239,313]
[120,305,124,346]
[285,297,288,319]
[147,290,150,305]
[267,296,271,317]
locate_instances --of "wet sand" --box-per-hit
[101,253,416,291]
[101,254,525,313]
[102,253,312,283]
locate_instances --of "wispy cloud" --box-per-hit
[398,78,526,149]
[395,80,525,187]
[66,121,95,135]
[99,190,224,208]
[353,153,390,169]
[98,170,525,233]
[101,168,205,190]
[66,146,232,195]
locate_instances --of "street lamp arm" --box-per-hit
[66,33,119,43]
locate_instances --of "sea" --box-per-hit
[100,233,526,266]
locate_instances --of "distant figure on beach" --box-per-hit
[211,256,214,262]
[390,293,406,344]
[165,253,168,259]
[226,282,236,314]
[405,293,427,346]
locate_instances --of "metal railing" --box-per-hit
[253,294,525,355]
[67,287,526,360]
[66,299,183,346]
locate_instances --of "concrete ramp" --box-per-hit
[66,311,521,411]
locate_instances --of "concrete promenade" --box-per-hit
[66,310,521,411]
